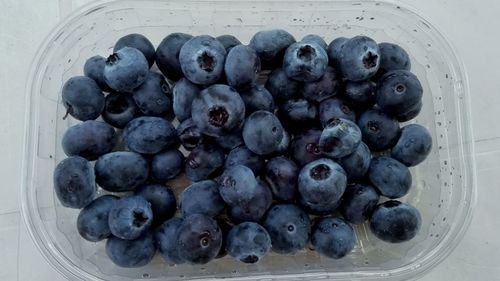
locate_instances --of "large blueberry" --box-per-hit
[358,109,400,151]
[218,165,259,207]
[228,180,272,223]
[62,76,104,121]
[132,71,172,116]
[224,45,261,90]
[101,92,139,128]
[155,218,185,264]
[262,204,311,254]
[319,118,362,158]
[298,158,347,215]
[179,35,227,85]
[185,143,225,182]
[239,86,275,115]
[94,151,149,192]
[344,80,375,110]
[172,78,200,122]
[106,231,156,267]
[104,47,149,92]
[155,32,193,80]
[53,156,96,208]
[176,214,222,264]
[311,217,355,259]
[377,42,411,76]
[191,84,245,137]
[291,129,323,167]
[283,42,328,82]
[83,55,111,91]
[265,68,301,101]
[327,37,348,68]
[338,142,371,181]
[123,116,177,154]
[265,156,299,202]
[135,184,176,225]
[339,184,379,224]
[391,124,432,166]
[339,36,380,81]
[370,200,421,243]
[243,110,284,155]
[61,120,117,160]
[319,98,356,127]
[226,222,271,264]
[225,146,265,175]
[303,66,340,102]
[108,196,153,240]
[151,149,184,182]
[180,180,225,218]
[114,33,155,67]
[249,29,296,69]
[368,156,412,199]
[77,195,118,241]
[278,98,318,133]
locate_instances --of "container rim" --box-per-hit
[20,0,477,280]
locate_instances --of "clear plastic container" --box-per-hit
[21,0,476,280]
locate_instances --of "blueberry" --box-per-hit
[343,80,375,109]
[301,34,328,51]
[338,142,371,181]
[226,222,271,264]
[104,47,149,92]
[358,109,400,151]
[179,35,227,85]
[319,118,362,158]
[83,55,111,91]
[265,68,301,101]
[114,33,155,67]
[298,158,347,215]
[218,165,259,206]
[135,184,176,225]
[177,118,204,150]
[224,45,261,90]
[216,34,242,52]
[77,195,118,241]
[262,204,311,254]
[156,32,193,80]
[370,200,421,243]
[62,120,117,160]
[278,98,318,133]
[228,180,272,223]
[303,66,340,102]
[185,143,225,182]
[396,100,422,122]
[275,129,291,155]
[101,92,139,128]
[106,231,156,268]
[108,196,153,240]
[375,70,423,118]
[62,76,105,121]
[53,156,96,208]
[123,116,177,154]
[368,156,412,199]
[339,36,380,81]
[191,84,245,137]
[95,151,149,192]
[249,29,296,69]
[327,37,348,67]
[243,110,284,155]
[265,156,299,202]
[311,217,355,259]
[176,214,222,264]
[225,146,265,174]
[283,42,328,82]
[239,86,275,115]
[339,184,379,224]
[151,149,184,182]
[377,42,411,76]
[391,124,432,166]
[291,129,323,167]
[180,180,225,218]
[155,218,185,264]
[319,98,356,127]
[132,71,172,116]
[172,78,201,122]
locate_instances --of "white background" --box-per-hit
[1,0,499,280]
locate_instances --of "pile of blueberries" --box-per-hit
[53,29,433,268]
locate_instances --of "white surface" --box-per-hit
[0,0,499,280]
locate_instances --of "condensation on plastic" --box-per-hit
[21,1,476,280]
